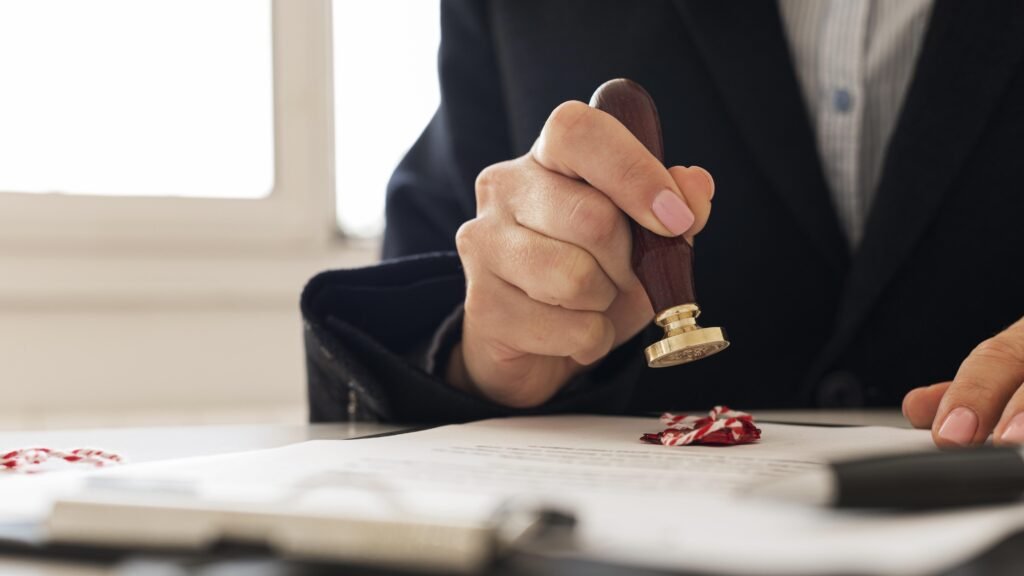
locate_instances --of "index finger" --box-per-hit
[932,319,1024,447]
[531,101,699,237]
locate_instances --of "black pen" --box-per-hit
[753,446,1024,510]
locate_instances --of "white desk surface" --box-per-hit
[0,410,912,575]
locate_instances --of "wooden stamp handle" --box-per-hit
[589,79,697,313]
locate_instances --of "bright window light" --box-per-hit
[0,0,274,199]
[333,0,441,237]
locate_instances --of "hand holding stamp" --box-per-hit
[450,78,722,406]
[589,79,728,367]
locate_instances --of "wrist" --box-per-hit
[445,341,480,396]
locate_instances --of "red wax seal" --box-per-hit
[641,406,761,446]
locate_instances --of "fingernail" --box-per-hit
[938,407,978,446]
[652,189,695,236]
[1000,413,1024,444]
[693,166,715,200]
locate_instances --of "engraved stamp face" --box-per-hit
[649,341,729,368]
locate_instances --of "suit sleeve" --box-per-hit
[381,0,512,258]
[302,0,647,424]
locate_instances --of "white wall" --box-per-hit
[0,1,366,430]
[0,244,377,430]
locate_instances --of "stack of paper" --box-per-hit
[4,415,1024,574]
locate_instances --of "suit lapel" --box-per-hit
[815,0,1024,378]
[674,0,849,272]
[677,0,1024,394]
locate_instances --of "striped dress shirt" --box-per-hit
[779,0,934,247]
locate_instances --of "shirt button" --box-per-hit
[833,88,853,113]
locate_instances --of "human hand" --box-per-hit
[902,317,1024,446]
[447,101,715,407]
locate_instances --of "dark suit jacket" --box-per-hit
[302,0,1024,423]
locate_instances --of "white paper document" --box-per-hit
[5,415,1024,574]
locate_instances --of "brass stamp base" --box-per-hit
[645,303,729,368]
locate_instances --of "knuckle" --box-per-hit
[557,250,596,301]
[948,377,1001,409]
[573,312,611,351]
[556,252,614,310]
[570,314,614,366]
[455,218,483,259]
[566,193,623,250]
[523,254,559,305]
[538,101,591,156]
[970,337,1024,368]
[615,153,653,191]
[474,166,498,207]
[474,161,511,207]
[547,100,590,138]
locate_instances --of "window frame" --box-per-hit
[0,0,338,253]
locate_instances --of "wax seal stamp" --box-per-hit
[589,79,728,367]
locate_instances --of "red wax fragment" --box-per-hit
[641,406,761,447]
